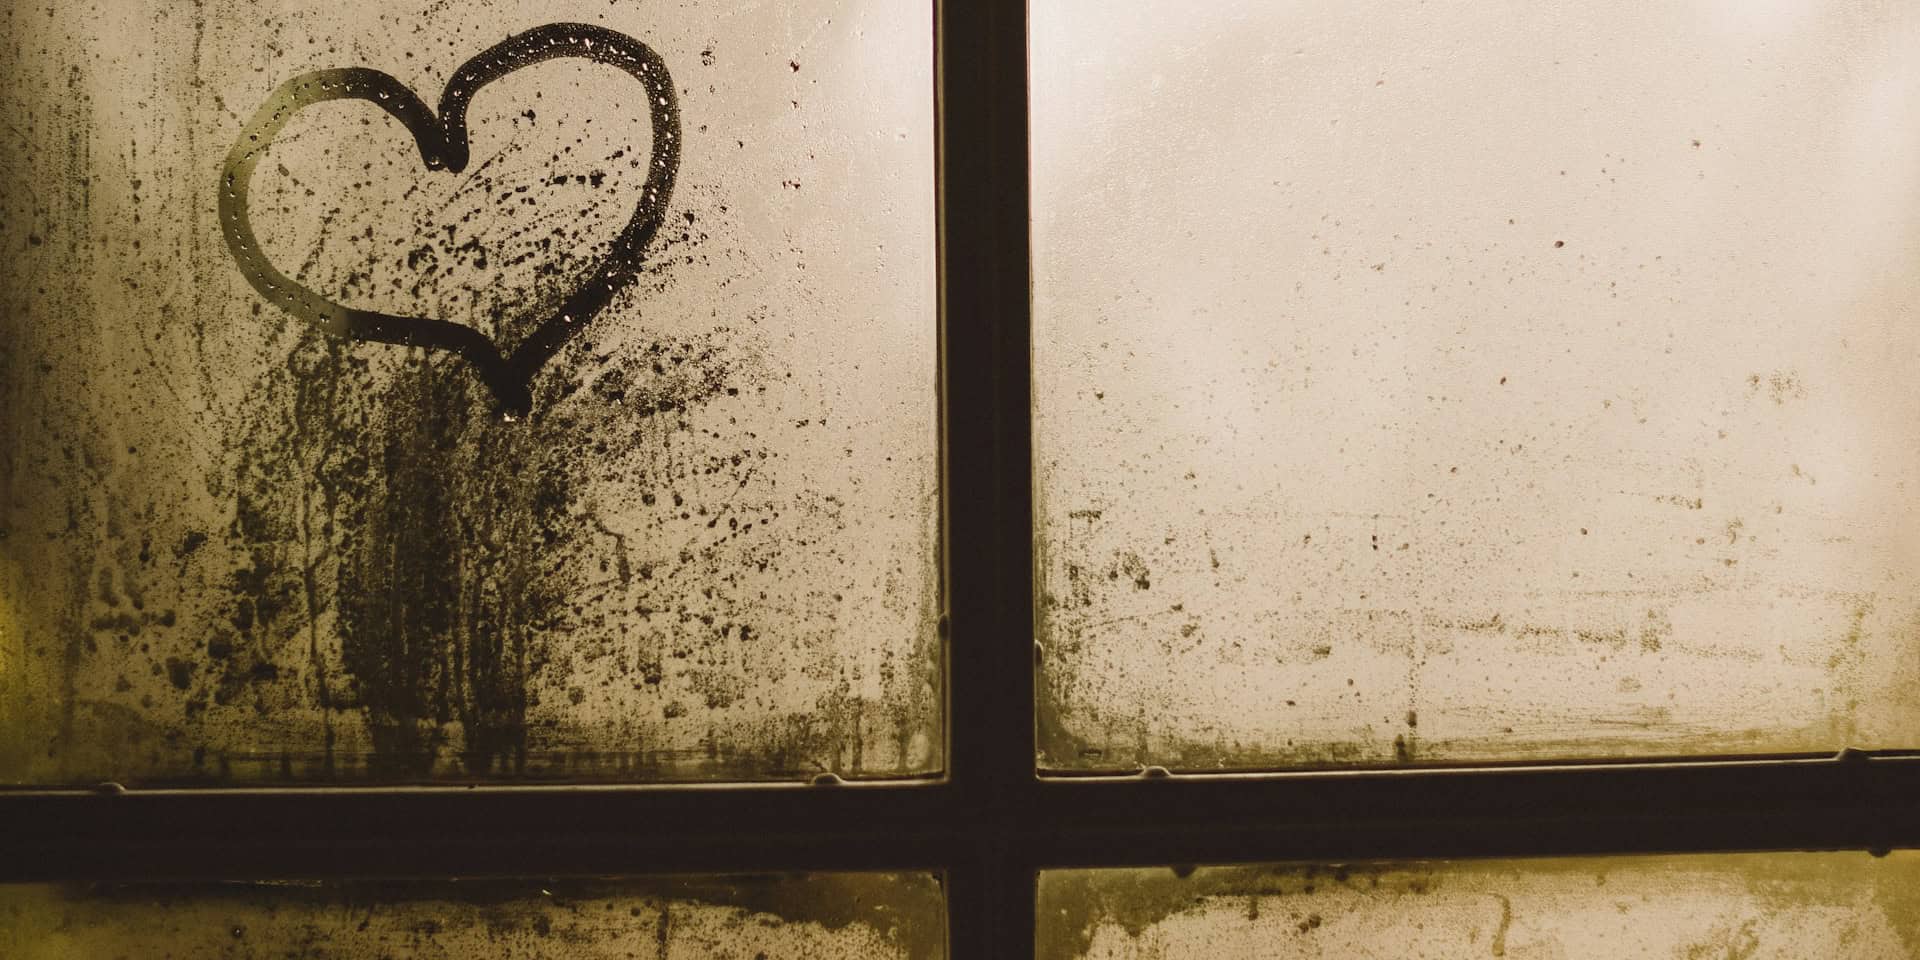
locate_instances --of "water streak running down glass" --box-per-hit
[1032,0,1920,771]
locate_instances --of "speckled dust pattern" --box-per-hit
[1031,0,1920,771]
[0,0,938,784]
[2,873,947,959]
[1039,852,1920,959]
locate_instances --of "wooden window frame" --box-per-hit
[4,2,1918,955]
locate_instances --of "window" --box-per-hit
[3,1,1917,956]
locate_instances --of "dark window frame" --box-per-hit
[4,2,1919,956]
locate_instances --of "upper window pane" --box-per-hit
[0,0,938,784]
[1033,0,1920,770]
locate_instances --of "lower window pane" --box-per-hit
[1039,852,1918,958]
[2,872,945,958]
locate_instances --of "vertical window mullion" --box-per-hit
[937,0,1037,954]
[938,0,1035,812]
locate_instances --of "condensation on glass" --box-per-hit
[1038,853,1920,959]
[0,0,939,784]
[1032,0,1920,770]
[1,872,946,958]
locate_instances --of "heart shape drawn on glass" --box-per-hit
[220,22,680,416]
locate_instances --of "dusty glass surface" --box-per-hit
[1038,853,1920,959]
[1033,0,1920,770]
[0,873,945,958]
[0,0,938,783]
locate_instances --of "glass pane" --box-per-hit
[0,0,938,783]
[1033,0,1920,770]
[2,873,945,958]
[1039,853,1920,959]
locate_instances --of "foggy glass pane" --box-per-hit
[1033,1,1920,770]
[0,1,938,783]
[1038,853,1920,959]
[1,873,946,958]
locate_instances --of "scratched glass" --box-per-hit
[1032,0,1920,770]
[1037,852,1920,959]
[0,873,947,958]
[0,0,938,783]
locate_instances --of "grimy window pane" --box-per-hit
[0,0,938,783]
[1,873,946,958]
[1032,0,1920,769]
[1038,853,1920,959]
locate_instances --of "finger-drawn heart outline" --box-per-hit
[220,22,681,415]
